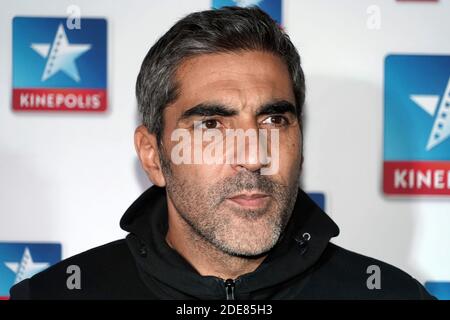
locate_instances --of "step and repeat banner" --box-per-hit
[0,0,449,299]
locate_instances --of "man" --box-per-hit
[10,6,433,300]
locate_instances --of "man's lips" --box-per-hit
[226,192,270,208]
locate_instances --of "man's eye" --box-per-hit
[198,119,222,129]
[261,115,288,126]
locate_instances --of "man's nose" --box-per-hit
[228,120,269,173]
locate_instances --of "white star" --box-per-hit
[410,77,450,151]
[4,247,49,284]
[31,24,91,82]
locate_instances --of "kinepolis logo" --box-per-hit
[384,55,450,195]
[212,0,282,24]
[425,281,450,300]
[307,193,325,211]
[12,17,107,112]
[0,242,61,299]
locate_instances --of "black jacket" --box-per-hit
[10,186,434,300]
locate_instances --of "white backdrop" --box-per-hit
[1,0,449,287]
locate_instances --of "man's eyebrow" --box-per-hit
[256,100,297,117]
[178,103,238,121]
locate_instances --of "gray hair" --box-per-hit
[135,6,305,142]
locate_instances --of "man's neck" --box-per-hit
[165,201,267,280]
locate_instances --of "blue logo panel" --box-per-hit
[307,192,325,211]
[212,0,282,24]
[0,242,61,297]
[425,281,450,300]
[384,55,450,161]
[12,17,107,111]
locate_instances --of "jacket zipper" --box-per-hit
[224,279,235,300]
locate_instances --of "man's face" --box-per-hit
[160,51,302,257]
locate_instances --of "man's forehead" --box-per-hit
[176,51,291,86]
[169,51,295,116]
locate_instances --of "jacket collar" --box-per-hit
[120,185,339,299]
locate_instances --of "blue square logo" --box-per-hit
[307,192,326,211]
[12,17,107,112]
[383,54,450,195]
[212,0,282,25]
[0,242,61,298]
[425,281,450,300]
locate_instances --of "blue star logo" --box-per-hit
[410,77,450,150]
[4,247,49,284]
[31,24,91,82]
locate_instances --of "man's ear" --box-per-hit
[134,125,166,187]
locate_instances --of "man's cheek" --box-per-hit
[277,148,301,183]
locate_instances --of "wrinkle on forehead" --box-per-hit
[172,51,295,112]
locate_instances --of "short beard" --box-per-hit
[159,146,300,257]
